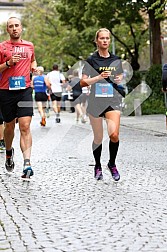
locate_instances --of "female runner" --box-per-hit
[80,28,124,181]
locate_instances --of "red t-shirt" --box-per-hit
[0,39,35,89]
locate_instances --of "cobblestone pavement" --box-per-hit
[0,111,167,252]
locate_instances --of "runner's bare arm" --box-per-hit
[31,59,37,73]
[0,55,21,73]
[31,76,35,88]
[0,62,10,73]
[80,72,111,87]
[114,73,123,84]
[44,76,51,90]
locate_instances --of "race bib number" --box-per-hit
[95,83,113,97]
[9,76,26,90]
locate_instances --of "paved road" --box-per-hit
[0,111,167,252]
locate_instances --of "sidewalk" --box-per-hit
[120,114,167,136]
[75,112,167,136]
[59,111,167,136]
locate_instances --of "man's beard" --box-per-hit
[11,33,21,40]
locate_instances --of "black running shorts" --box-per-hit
[35,92,48,102]
[0,109,3,125]
[0,87,33,123]
[50,92,62,102]
[87,95,122,118]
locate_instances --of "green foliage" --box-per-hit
[145,64,162,98]
[19,0,98,71]
[0,23,9,42]
[124,65,165,115]
[20,0,89,71]
[0,0,165,72]
[58,0,149,70]
[149,0,167,19]
[141,97,165,114]
[142,64,165,114]
[127,71,142,92]
[57,0,165,69]
[57,0,88,31]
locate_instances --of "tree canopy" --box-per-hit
[0,0,166,71]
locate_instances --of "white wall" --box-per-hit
[0,7,23,25]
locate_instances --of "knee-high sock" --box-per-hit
[109,140,119,166]
[92,142,102,166]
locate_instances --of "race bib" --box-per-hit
[9,76,26,90]
[95,83,113,97]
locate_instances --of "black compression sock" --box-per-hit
[109,140,119,167]
[6,149,12,157]
[92,142,102,166]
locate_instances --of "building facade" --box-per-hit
[0,0,31,24]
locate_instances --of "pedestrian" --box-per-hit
[0,17,38,178]
[45,63,66,123]
[31,66,50,127]
[80,28,125,181]
[67,69,86,123]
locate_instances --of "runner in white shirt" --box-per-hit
[46,63,65,123]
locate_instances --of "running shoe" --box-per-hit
[55,118,61,123]
[40,117,46,126]
[107,162,120,181]
[94,165,103,180]
[21,165,34,179]
[5,148,15,172]
[0,140,5,152]
[81,117,86,123]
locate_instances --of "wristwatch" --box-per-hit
[6,61,11,68]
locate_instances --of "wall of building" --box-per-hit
[0,7,23,24]
[0,0,31,24]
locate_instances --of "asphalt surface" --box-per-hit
[0,110,167,252]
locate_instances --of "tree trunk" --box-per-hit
[149,9,162,65]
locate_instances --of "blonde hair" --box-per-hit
[37,66,44,73]
[94,28,111,42]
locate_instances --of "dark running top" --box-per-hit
[82,51,123,97]
[82,51,124,117]
[69,76,82,97]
